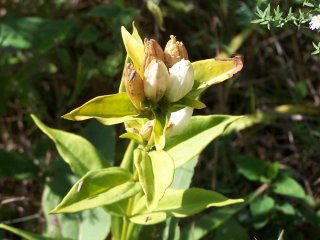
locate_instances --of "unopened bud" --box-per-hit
[125,63,145,110]
[143,38,165,72]
[166,107,193,137]
[144,59,169,102]
[164,35,188,68]
[139,120,154,139]
[165,59,194,102]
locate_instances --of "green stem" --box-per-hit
[120,217,129,240]
[120,187,136,240]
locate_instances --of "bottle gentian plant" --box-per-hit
[31,24,244,239]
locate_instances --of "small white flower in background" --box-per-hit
[166,107,193,137]
[309,15,320,31]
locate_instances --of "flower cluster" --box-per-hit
[125,35,194,106]
[124,35,195,138]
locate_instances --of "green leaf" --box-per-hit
[81,120,116,166]
[62,93,138,122]
[165,115,241,168]
[0,151,38,180]
[214,218,249,240]
[119,22,143,93]
[232,154,266,181]
[31,114,107,177]
[134,149,174,210]
[276,202,296,216]
[77,25,100,44]
[121,26,144,77]
[174,97,206,110]
[180,184,268,240]
[192,56,243,91]
[267,162,279,180]
[154,112,168,151]
[162,218,180,240]
[147,0,165,31]
[223,112,275,134]
[170,156,198,189]
[120,132,144,145]
[0,224,62,240]
[250,195,275,217]
[41,158,110,240]
[130,188,243,225]
[50,167,141,213]
[0,17,75,51]
[272,176,306,199]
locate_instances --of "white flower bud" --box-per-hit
[166,107,193,137]
[143,59,169,102]
[165,59,194,102]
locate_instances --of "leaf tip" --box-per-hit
[61,113,73,120]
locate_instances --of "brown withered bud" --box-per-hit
[164,35,188,68]
[142,38,165,72]
[125,63,145,110]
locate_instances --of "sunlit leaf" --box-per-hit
[62,93,138,122]
[32,115,107,177]
[134,149,174,210]
[121,26,144,77]
[130,188,243,225]
[165,115,241,168]
[50,167,141,213]
[170,156,198,189]
[154,113,168,151]
[119,22,143,93]
[192,56,243,91]
[120,132,144,145]
[180,184,268,239]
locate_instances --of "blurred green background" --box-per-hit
[0,0,319,239]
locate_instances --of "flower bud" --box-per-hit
[143,38,165,72]
[139,120,154,139]
[164,35,188,68]
[125,63,145,110]
[165,59,194,102]
[166,107,193,137]
[144,59,169,102]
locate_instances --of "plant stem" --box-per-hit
[120,217,129,240]
[120,196,135,240]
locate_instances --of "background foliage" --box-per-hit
[1,0,320,239]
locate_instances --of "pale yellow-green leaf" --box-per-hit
[130,188,243,225]
[165,115,241,168]
[31,114,107,177]
[192,56,243,91]
[50,167,141,213]
[134,149,174,210]
[119,22,143,93]
[121,26,144,77]
[97,116,136,125]
[154,113,167,151]
[62,93,138,122]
